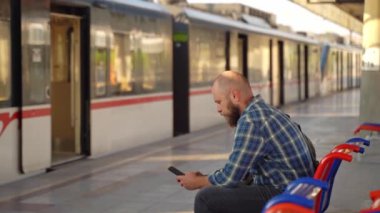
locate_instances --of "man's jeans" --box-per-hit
[194,185,282,213]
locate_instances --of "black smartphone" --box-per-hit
[168,166,184,176]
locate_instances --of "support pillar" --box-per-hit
[360,0,380,123]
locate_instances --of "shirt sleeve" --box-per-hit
[208,117,267,187]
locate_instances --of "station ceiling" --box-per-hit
[307,0,364,21]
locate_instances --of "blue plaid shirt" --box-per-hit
[208,95,314,190]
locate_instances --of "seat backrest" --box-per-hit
[331,143,364,155]
[370,190,380,209]
[264,202,314,213]
[320,144,364,212]
[285,177,328,200]
[264,145,364,213]
[314,152,353,213]
[346,137,371,147]
[360,190,380,213]
[261,193,314,213]
[265,177,328,213]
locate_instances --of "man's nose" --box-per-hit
[217,106,222,114]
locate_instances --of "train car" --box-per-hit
[0,0,173,185]
[0,0,362,185]
[320,43,361,95]
[172,8,322,134]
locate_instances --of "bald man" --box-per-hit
[176,71,315,213]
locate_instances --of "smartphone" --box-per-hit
[168,166,184,176]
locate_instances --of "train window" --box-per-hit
[110,33,133,94]
[109,14,172,96]
[28,23,45,45]
[94,30,107,97]
[155,19,173,92]
[189,26,225,87]
[248,35,270,84]
[95,49,107,96]
[284,41,298,83]
[327,50,335,90]
[23,22,50,105]
[309,45,320,79]
[308,45,321,95]
[139,18,172,93]
[141,34,162,91]
[0,21,10,106]
[229,32,239,72]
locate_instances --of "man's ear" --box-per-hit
[230,90,240,104]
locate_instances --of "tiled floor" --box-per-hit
[0,89,379,213]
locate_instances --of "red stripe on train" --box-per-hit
[91,94,173,110]
[0,112,20,137]
[189,84,273,95]
[0,95,174,137]
[189,89,212,95]
[22,108,51,118]
[0,109,52,136]
[0,85,274,136]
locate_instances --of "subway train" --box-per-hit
[0,0,362,184]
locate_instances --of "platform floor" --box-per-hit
[0,89,379,213]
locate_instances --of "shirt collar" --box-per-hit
[241,94,263,116]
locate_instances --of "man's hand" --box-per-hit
[176,171,211,190]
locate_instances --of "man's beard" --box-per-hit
[225,102,241,127]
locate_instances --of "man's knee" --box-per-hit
[195,187,219,213]
[195,187,210,207]
[195,187,211,203]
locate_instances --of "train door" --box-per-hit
[336,51,340,91]
[50,13,85,165]
[335,51,340,91]
[352,54,354,88]
[20,13,51,173]
[269,39,274,105]
[339,51,344,91]
[271,39,280,106]
[342,52,348,90]
[356,53,361,87]
[348,53,353,89]
[304,45,309,99]
[238,34,248,78]
[298,44,306,101]
[278,40,285,106]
